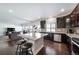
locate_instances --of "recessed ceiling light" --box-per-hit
[9,9,13,13]
[61,9,65,12]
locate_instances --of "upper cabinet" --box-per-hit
[69,15,75,27]
[57,4,79,28]
[75,4,79,14]
[57,17,66,28]
[40,20,46,29]
[76,6,79,26]
[70,4,79,27]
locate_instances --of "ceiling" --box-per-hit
[0,3,77,25]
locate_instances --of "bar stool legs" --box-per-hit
[16,44,22,55]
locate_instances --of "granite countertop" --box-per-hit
[40,31,79,38]
[66,33,79,38]
[52,31,79,38]
[19,33,48,40]
[19,30,79,40]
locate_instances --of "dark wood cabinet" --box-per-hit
[44,33,54,41]
[70,5,77,27]
[57,17,66,28]
[70,4,79,27]
[61,34,67,43]
[75,4,79,14]
[76,14,79,26]
[57,14,75,28]
[61,34,71,45]
[70,15,76,27]
[40,20,46,29]
[56,4,79,28]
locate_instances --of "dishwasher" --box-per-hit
[54,34,61,42]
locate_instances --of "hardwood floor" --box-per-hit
[0,38,70,55]
[37,40,70,55]
[0,40,17,55]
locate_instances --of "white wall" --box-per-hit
[0,22,22,36]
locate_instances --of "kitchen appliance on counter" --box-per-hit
[67,28,75,34]
[71,38,79,55]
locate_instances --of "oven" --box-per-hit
[71,38,79,55]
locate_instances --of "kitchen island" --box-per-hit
[19,33,48,55]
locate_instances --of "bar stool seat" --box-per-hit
[21,42,33,55]
[16,40,27,55]
[16,40,33,55]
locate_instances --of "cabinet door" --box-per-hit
[57,18,61,28]
[50,33,54,41]
[76,14,79,26]
[72,4,79,27]
[62,17,66,28]
[40,20,46,29]
[57,17,66,28]
[61,34,67,43]
[44,33,54,41]
[75,4,79,14]
[70,15,76,27]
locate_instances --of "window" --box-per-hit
[46,29,50,32]
[46,24,51,32]
[46,18,56,32]
[51,23,56,32]
[46,24,50,28]
[46,23,56,32]
[51,24,55,28]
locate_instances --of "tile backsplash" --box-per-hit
[56,28,67,33]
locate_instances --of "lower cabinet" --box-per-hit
[61,34,72,54]
[49,33,54,41]
[44,33,71,45]
[44,33,70,43]
[61,34,71,44]
[61,34,68,43]
[44,33,54,41]
[44,34,50,40]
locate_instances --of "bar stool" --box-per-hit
[21,42,33,55]
[16,40,33,55]
[16,40,27,55]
